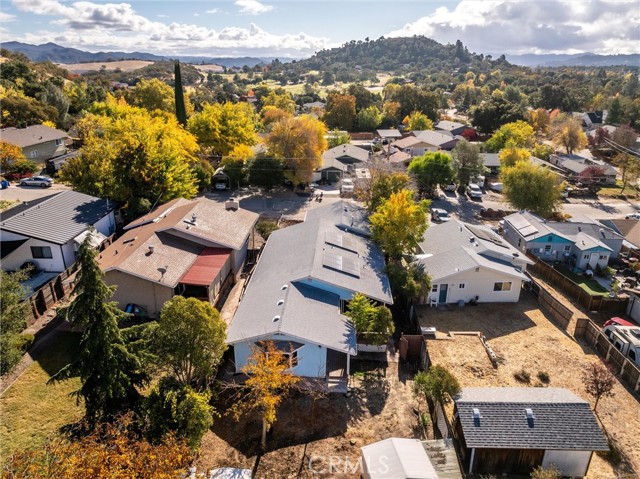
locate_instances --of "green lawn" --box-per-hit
[597,180,640,199]
[554,264,609,295]
[0,332,83,462]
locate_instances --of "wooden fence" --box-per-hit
[526,274,574,331]
[574,318,640,393]
[25,264,78,325]
[528,255,629,313]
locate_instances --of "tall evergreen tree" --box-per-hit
[174,61,187,126]
[50,233,146,426]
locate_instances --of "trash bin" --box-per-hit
[1,180,9,189]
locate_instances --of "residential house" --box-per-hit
[453,387,609,477]
[99,197,258,318]
[226,201,392,392]
[502,211,623,270]
[1,125,71,167]
[318,144,370,182]
[582,111,605,129]
[361,438,439,479]
[391,136,441,158]
[598,218,640,260]
[549,153,617,185]
[376,129,403,141]
[481,153,500,176]
[414,220,532,305]
[435,120,475,137]
[388,150,413,168]
[1,191,116,276]
[411,130,460,151]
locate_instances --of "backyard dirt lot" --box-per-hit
[195,358,423,478]
[418,295,639,479]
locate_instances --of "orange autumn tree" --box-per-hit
[232,341,300,450]
[2,416,191,479]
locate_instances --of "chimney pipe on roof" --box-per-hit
[148,245,154,254]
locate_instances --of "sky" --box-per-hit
[1,0,639,59]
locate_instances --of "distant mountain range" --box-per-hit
[2,41,638,69]
[506,53,640,67]
[0,41,274,68]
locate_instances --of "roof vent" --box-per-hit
[473,408,482,426]
[272,315,281,322]
[526,408,535,427]
[600,228,605,238]
[148,245,154,254]
[191,213,197,223]
[578,226,582,232]
[277,299,284,306]
[281,284,288,290]
[469,237,475,243]
[513,252,519,257]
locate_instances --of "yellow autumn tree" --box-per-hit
[370,189,430,260]
[232,341,300,450]
[266,114,327,184]
[60,95,199,203]
[187,102,258,156]
[499,147,531,167]
[552,114,588,155]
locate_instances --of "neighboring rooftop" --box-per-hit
[0,190,116,245]
[376,129,403,138]
[361,438,439,479]
[322,144,369,163]
[455,387,609,451]
[413,130,460,147]
[0,125,69,148]
[435,120,468,132]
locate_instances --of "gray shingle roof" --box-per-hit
[480,153,500,167]
[0,191,115,244]
[415,220,532,281]
[1,125,69,148]
[322,144,369,164]
[227,201,391,353]
[413,130,459,147]
[455,387,609,451]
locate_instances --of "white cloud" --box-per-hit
[7,0,327,57]
[157,14,168,18]
[0,11,16,22]
[205,8,219,14]
[235,0,273,15]
[386,0,640,55]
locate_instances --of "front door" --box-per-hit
[438,284,448,303]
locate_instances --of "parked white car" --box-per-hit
[466,184,483,199]
[488,182,503,192]
[625,213,640,220]
[431,208,451,222]
[341,179,355,193]
[443,183,457,192]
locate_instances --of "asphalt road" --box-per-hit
[430,189,640,224]
[0,182,72,204]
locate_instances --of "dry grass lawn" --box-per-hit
[418,295,639,479]
[0,332,83,463]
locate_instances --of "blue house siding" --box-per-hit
[233,334,328,378]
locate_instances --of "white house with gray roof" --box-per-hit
[318,144,370,182]
[0,191,116,273]
[503,211,623,270]
[226,201,392,392]
[453,387,608,477]
[1,125,71,167]
[414,220,533,305]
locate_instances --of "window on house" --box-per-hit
[31,246,52,259]
[564,245,571,252]
[629,349,636,362]
[493,282,512,292]
[583,254,590,260]
[55,139,64,146]
[517,238,522,247]
[29,150,38,158]
[340,299,349,313]
[459,283,466,289]
[544,245,552,253]
[431,284,438,293]
[599,255,607,260]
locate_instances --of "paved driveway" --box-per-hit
[0,182,72,204]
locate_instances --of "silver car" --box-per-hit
[20,176,54,188]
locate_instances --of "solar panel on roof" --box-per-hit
[341,256,360,278]
[466,225,508,248]
[325,231,359,253]
[322,251,360,278]
[519,225,539,236]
